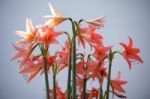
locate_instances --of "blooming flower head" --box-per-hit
[49,82,66,99]
[120,37,143,69]
[93,45,112,62]
[19,58,42,83]
[87,25,103,46]
[11,43,35,66]
[76,58,87,75]
[76,75,83,92]
[40,53,56,74]
[44,3,69,27]
[85,16,105,28]
[90,65,107,84]
[86,87,99,99]
[76,56,97,77]
[37,25,62,48]
[77,25,103,48]
[110,71,127,94]
[11,44,30,61]
[57,41,70,64]
[16,18,36,44]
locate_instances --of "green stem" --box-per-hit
[53,75,56,99]
[72,36,76,99]
[99,85,103,99]
[66,42,72,99]
[40,44,50,99]
[43,56,50,99]
[82,78,87,99]
[70,19,77,99]
[106,49,113,99]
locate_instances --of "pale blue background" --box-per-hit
[0,0,150,99]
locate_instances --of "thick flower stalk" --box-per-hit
[12,2,143,99]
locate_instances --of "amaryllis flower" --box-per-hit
[76,58,87,75]
[77,25,103,48]
[76,57,97,77]
[93,45,111,62]
[11,43,34,66]
[86,87,99,99]
[37,25,62,48]
[85,16,105,28]
[56,40,70,72]
[77,25,90,48]
[11,44,30,61]
[76,75,83,92]
[120,37,143,69]
[19,58,42,83]
[16,18,36,44]
[109,90,127,99]
[86,25,103,47]
[110,71,127,94]
[40,54,56,74]
[49,82,66,99]
[44,3,69,27]
[77,87,99,99]
[90,65,107,84]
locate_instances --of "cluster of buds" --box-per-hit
[12,2,143,99]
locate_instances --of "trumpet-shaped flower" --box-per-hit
[93,46,111,62]
[76,57,97,77]
[11,44,30,61]
[40,54,56,74]
[77,87,99,99]
[76,75,83,92]
[90,65,107,84]
[44,3,68,27]
[16,18,36,44]
[87,25,103,46]
[11,43,34,66]
[77,25,103,48]
[85,16,105,28]
[110,71,127,93]
[19,58,42,83]
[49,82,66,99]
[120,37,143,69]
[37,25,62,48]
[56,40,70,72]
[86,87,99,99]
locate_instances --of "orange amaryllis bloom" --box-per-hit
[93,45,112,62]
[85,16,105,28]
[56,40,70,72]
[120,37,143,69]
[77,87,99,99]
[40,54,56,74]
[86,87,99,99]
[37,25,62,48]
[77,25,89,48]
[76,75,83,92]
[11,44,34,66]
[110,71,127,93]
[76,57,96,77]
[44,3,69,27]
[16,18,36,44]
[90,65,107,84]
[109,90,127,98]
[77,25,103,48]
[19,58,42,83]
[49,82,66,99]
[87,25,103,47]
[76,58,86,75]
[11,44,30,61]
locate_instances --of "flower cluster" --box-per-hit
[12,2,143,99]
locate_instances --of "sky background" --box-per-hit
[0,0,150,99]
